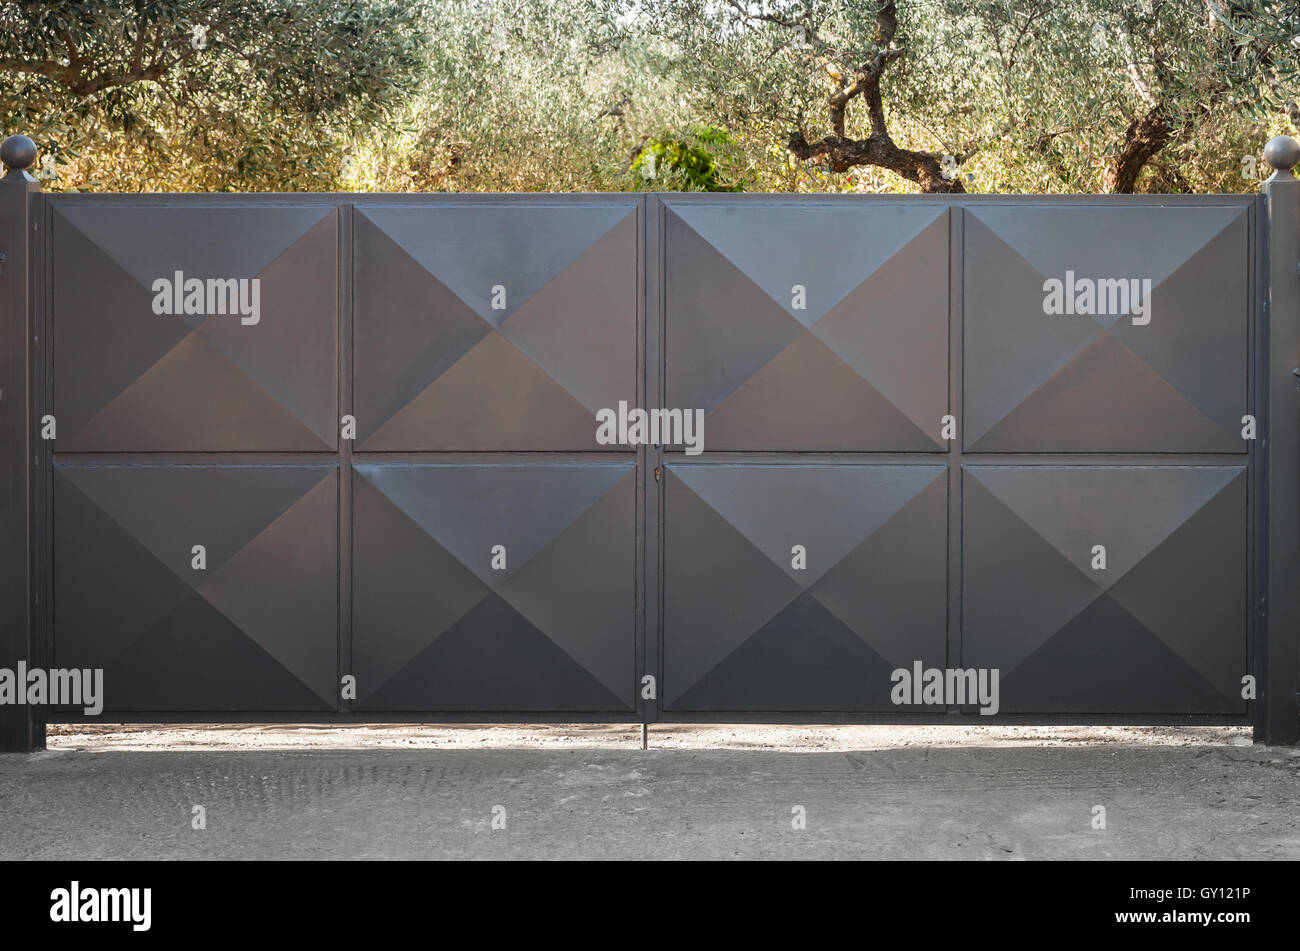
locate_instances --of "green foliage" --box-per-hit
[348,0,693,192]
[630,126,742,191]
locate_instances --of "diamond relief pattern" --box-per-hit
[963,204,1249,452]
[664,464,947,711]
[353,203,639,450]
[353,462,636,712]
[54,464,338,711]
[53,204,340,451]
[962,465,1247,714]
[665,202,950,451]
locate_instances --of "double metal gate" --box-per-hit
[3,162,1299,748]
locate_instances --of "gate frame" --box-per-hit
[1,135,1297,750]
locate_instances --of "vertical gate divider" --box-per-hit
[641,194,664,731]
[1260,137,1300,744]
[947,202,963,717]
[339,199,354,717]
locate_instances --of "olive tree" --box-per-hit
[0,0,426,190]
[636,0,1300,194]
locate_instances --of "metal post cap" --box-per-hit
[1264,135,1300,172]
[0,134,37,172]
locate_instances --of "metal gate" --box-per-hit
[656,196,1253,719]
[2,140,1298,749]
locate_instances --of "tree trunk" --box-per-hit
[1104,104,1173,193]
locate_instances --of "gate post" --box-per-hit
[1261,135,1300,745]
[0,135,42,752]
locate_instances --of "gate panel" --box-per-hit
[53,463,338,711]
[352,461,636,711]
[26,190,1265,728]
[664,200,949,451]
[662,462,947,712]
[963,203,1249,452]
[51,202,340,451]
[352,200,639,450]
[962,464,1247,714]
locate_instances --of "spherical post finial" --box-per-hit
[1264,135,1300,175]
[1,134,37,176]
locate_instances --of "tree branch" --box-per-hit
[2,19,200,97]
[783,0,963,192]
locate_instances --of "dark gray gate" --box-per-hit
[655,195,1253,719]
[2,135,1298,749]
[39,195,643,717]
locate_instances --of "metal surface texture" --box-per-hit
[352,199,639,451]
[52,201,340,451]
[53,462,338,711]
